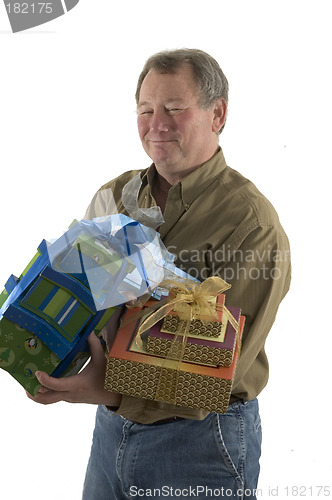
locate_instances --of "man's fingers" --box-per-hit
[37,386,50,394]
[27,389,68,405]
[33,334,103,390]
[87,332,106,363]
[26,386,66,405]
[25,333,108,406]
[35,370,76,392]
[36,371,61,390]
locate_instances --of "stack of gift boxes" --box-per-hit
[105,289,245,414]
[0,214,244,413]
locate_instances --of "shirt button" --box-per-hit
[184,203,190,210]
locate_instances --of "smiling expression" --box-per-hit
[137,64,226,185]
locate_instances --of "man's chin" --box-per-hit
[141,139,181,167]
[151,154,178,168]
[147,150,178,167]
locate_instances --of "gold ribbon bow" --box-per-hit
[138,277,223,332]
[136,276,237,338]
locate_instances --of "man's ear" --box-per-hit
[212,99,227,133]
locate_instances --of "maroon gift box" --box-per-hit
[146,304,240,367]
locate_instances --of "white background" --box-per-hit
[1,1,331,498]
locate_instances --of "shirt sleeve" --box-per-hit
[218,222,291,399]
[84,187,118,220]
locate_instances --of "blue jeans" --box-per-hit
[82,399,262,500]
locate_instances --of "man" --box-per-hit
[28,49,291,499]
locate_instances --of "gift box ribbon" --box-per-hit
[136,276,239,338]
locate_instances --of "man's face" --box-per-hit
[137,64,224,184]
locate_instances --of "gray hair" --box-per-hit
[135,48,229,133]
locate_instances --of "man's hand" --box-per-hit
[26,332,121,407]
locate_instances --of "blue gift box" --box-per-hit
[0,215,196,395]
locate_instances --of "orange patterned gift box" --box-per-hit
[105,304,244,414]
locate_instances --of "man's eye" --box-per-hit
[140,110,153,115]
[167,108,183,113]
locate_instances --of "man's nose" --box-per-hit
[150,109,171,132]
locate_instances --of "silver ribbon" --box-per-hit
[122,173,164,230]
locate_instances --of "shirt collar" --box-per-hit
[143,147,227,207]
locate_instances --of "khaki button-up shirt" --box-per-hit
[85,149,291,424]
